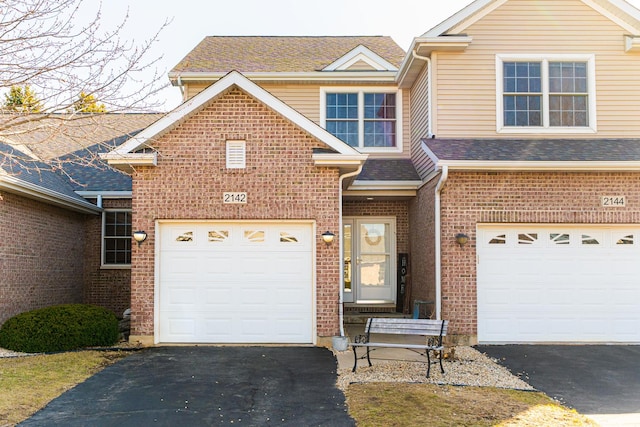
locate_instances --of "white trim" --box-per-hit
[320,87,403,153]
[583,0,640,35]
[625,35,640,52]
[111,71,362,159]
[495,54,597,134]
[101,208,133,268]
[422,0,495,37]
[323,45,398,71]
[100,152,158,169]
[75,191,132,199]
[0,174,101,214]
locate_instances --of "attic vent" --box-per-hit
[226,140,246,169]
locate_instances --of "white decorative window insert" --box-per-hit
[581,235,600,245]
[280,232,299,243]
[550,233,570,245]
[496,54,596,133]
[518,233,538,245]
[244,230,265,243]
[208,230,229,243]
[226,140,246,169]
[617,235,634,245]
[489,234,506,244]
[176,231,194,242]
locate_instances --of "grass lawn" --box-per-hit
[0,351,128,426]
[1,351,597,426]
[346,383,598,426]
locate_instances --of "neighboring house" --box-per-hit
[5,0,640,347]
[397,0,640,344]
[0,114,158,325]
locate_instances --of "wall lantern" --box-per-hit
[321,231,336,245]
[455,233,469,247]
[133,230,148,247]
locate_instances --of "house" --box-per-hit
[0,114,158,325]
[4,0,640,347]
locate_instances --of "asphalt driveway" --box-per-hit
[19,346,355,427]
[477,345,640,424]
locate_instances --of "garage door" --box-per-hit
[477,225,640,343]
[158,222,313,343]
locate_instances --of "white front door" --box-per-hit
[343,218,396,304]
[158,221,314,344]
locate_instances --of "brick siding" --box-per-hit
[130,87,342,341]
[0,191,85,325]
[439,171,640,339]
[83,198,132,318]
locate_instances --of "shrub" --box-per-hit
[0,304,119,353]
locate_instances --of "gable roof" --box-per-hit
[423,0,640,38]
[103,71,367,173]
[398,0,640,86]
[423,138,640,170]
[171,36,405,73]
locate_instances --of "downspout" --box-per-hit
[176,75,185,99]
[434,165,448,320]
[411,50,432,137]
[338,164,364,337]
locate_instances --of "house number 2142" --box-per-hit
[223,192,247,204]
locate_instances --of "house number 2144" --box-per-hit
[601,196,625,207]
[223,192,247,204]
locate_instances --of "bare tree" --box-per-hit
[0,0,170,174]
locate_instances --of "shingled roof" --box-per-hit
[170,36,406,74]
[423,138,640,162]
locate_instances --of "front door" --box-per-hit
[343,218,396,304]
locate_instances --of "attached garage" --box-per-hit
[477,225,640,343]
[158,222,314,344]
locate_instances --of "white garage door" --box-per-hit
[158,222,313,343]
[477,225,640,343]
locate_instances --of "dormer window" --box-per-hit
[496,54,596,133]
[321,88,402,152]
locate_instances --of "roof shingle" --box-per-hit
[170,36,406,74]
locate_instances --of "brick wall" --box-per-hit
[130,87,341,341]
[408,179,437,315]
[440,171,640,338]
[0,191,85,325]
[83,198,131,318]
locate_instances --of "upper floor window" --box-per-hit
[103,210,131,266]
[321,88,401,152]
[496,54,596,133]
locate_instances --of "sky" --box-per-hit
[93,0,640,111]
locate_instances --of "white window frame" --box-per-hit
[101,209,132,269]
[496,54,597,134]
[320,87,403,153]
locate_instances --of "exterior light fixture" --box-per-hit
[133,230,148,247]
[455,233,469,247]
[321,231,335,245]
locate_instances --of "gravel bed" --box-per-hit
[0,348,34,358]
[335,346,535,391]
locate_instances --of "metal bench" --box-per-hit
[350,318,449,378]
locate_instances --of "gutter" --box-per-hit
[338,163,365,337]
[0,175,101,215]
[411,50,432,137]
[434,166,449,321]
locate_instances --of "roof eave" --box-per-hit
[312,153,369,174]
[169,71,398,85]
[100,153,158,173]
[397,36,472,88]
[350,180,422,190]
[0,175,101,214]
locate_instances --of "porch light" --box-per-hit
[455,233,469,247]
[321,231,335,245]
[133,230,148,247]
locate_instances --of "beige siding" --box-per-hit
[346,60,377,71]
[185,81,411,157]
[409,64,435,178]
[433,0,640,138]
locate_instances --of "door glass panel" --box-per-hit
[343,224,352,293]
[360,223,387,253]
[360,254,388,286]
